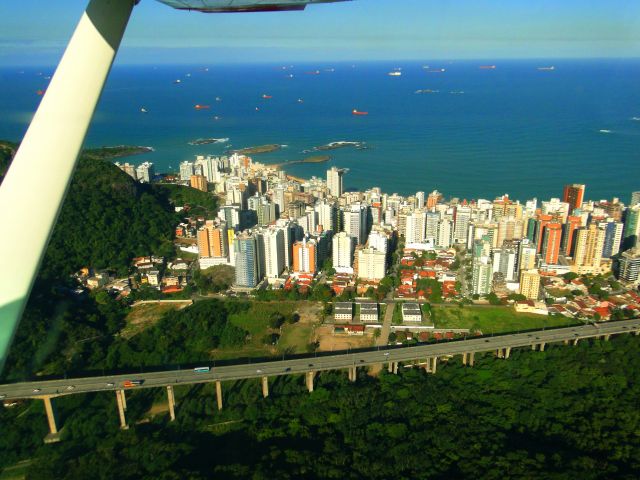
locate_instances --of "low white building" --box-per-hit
[402,303,422,323]
[334,302,353,322]
[360,303,379,323]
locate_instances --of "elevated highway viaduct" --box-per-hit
[2,319,638,442]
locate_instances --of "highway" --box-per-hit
[1,319,639,401]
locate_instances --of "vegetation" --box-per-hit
[3,335,640,478]
[192,265,235,294]
[431,305,578,334]
[152,183,218,217]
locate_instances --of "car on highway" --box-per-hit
[284,367,291,372]
[0,394,6,400]
[66,385,75,391]
[383,352,390,356]
[32,388,41,393]
[106,382,115,387]
[123,380,143,388]
[256,369,263,374]
[193,366,210,373]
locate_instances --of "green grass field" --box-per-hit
[431,305,578,334]
[215,301,318,359]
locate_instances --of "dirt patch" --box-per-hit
[122,301,191,339]
[315,325,374,352]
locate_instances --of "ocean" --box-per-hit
[1,59,639,202]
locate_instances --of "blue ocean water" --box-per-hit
[1,59,639,202]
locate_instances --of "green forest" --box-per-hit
[2,335,640,479]
[0,142,218,381]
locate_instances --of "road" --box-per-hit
[1,319,638,401]
[376,301,394,346]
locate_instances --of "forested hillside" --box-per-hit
[1,142,186,380]
[1,335,639,479]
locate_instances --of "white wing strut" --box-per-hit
[0,0,136,370]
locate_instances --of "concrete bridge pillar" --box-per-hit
[215,381,223,411]
[348,366,357,382]
[635,330,640,336]
[431,357,438,374]
[604,334,611,341]
[42,396,61,443]
[468,352,475,367]
[115,390,128,430]
[573,338,579,346]
[462,352,468,365]
[496,349,504,359]
[166,386,176,421]
[261,376,269,398]
[539,342,546,352]
[563,339,569,345]
[424,358,431,373]
[393,362,399,374]
[504,347,511,359]
[306,371,315,393]
[387,361,393,373]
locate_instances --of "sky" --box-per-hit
[1,0,640,66]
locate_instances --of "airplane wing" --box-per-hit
[155,0,351,13]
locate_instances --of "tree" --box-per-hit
[269,312,286,329]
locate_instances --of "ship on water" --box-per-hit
[537,66,556,71]
[262,94,273,99]
[479,65,496,69]
[194,104,210,110]
[388,71,402,76]
[352,109,368,116]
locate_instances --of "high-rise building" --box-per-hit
[618,249,640,285]
[541,223,563,264]
[496,216,524,247]
[327,167,346,197]
[601,221,624,259]
[453,205,471,244]
[472,257,492,295]
[135,162,154,183]
[315,200,338,232]
[436,218,453,248]
[573,223,606,273]
[190,175,208,192]
[425,211,439,241]
[262,228,285,280]
[367,230,389,256]
[343,203,368,245]
[426,190,442,210]
[179,161,194,181]
[561,215,582,256]
[333,231,355,273]
[415,191,425,208]
[563,184,585,213]
[234,233,259,288]
[404,210,426,244]
[492,195,522,220]
[356,247,386,281]
[518,239,537,271]
[293,238,317,274]
[623,205,640,251]
[197,222,229,260]
[631,191,640,207]
[492,247,518,282]
[115,162,137,180]
[519,269,541,300]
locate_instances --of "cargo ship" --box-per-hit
[352,109,368,116]
[388,71,402,76]
[262,94,273,99]
[537,66,555,71]
[194,104,210,110]
[479,65,496,69]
